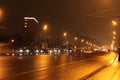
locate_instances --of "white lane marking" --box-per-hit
[15,68,47,75]
[1,67,47,78]
[2,60,85,78]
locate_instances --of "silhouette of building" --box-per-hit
[23,17,40,47]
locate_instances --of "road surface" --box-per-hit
[0,52,117,80]
[87,53,120,80]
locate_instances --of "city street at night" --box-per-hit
[0,52,117,80]
[1,0,120,80]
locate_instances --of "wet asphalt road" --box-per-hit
[0,52,116,80]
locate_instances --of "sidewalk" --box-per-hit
[87,54,120,80]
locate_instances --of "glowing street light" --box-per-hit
[111,20,118,50]
[112,20,117,26]
[11,39,15,43]
[0,8,2,18]
[74,37,78,40]
[63,32,69,49]
[112,31,116,35]
[41,24,48,48]
[81,39,84,43]
[10,39,15,52]
[0,8,4,19]
[43,24,48,31]
[63,32,67,37]
[113,36,116,40]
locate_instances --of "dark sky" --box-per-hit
[0,0,120,47]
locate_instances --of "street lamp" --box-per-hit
[63,32,67,37]
[0,8,3,19]
[74,37,78,49]
[113,36,116,40]
[43,24,48,31]
[11,39,15,43]
[41,24,49,49]
[74,37,78,41]
[63,32,69,50]
[81,39,84,43]
[10,39,15,53]
[111,20,118,50]
[113,31,116,35]
[112,20,117,26]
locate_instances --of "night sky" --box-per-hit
[0,0,120,47]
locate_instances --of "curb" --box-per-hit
[79,53,118,80]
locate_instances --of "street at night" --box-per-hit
[0,52,117,80]
[1,0,120,80]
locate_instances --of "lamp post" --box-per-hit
[63,32,69,50]
[63,32,67,44]
[0,8,3,19]
[74,37,78,49]
[10,39,15,53]
[111,20,118,50]
[41,24,48,49]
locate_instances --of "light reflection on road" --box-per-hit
[0,52,117,80]
[87,52,120,80]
